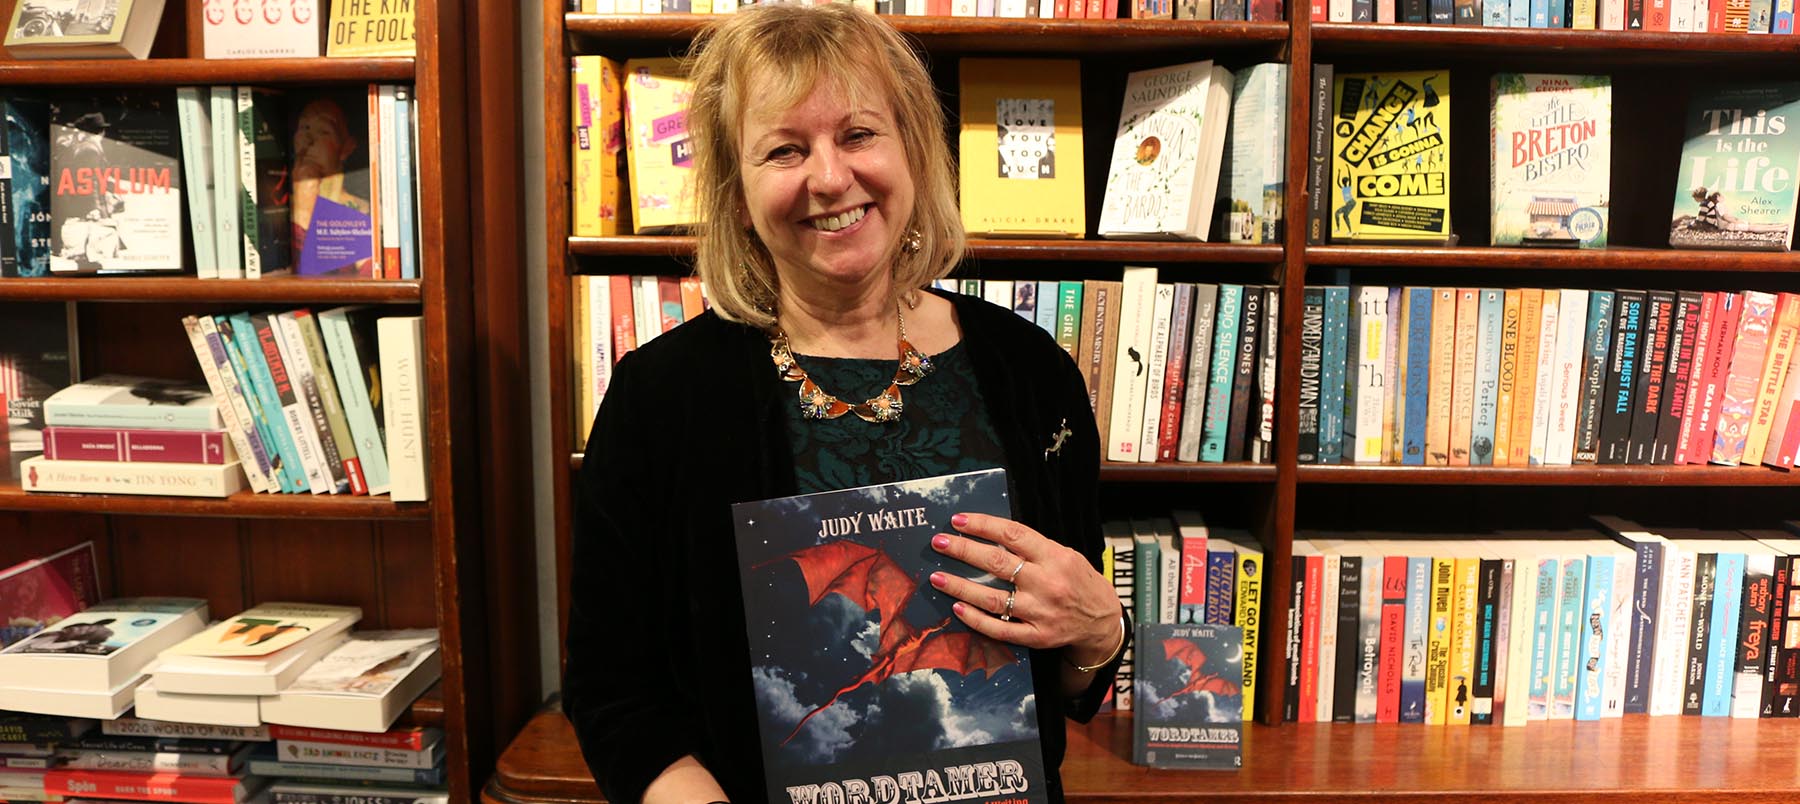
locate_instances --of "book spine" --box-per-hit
[175,88,216,280]
[1426,288,1457,466]
[1731,555,1774,719]
[271,791,437,804]
[1715,292,1777,465]
[1450,289,1479,466]
[1546,289,1591,466]
[57,750,236,776]
[1307,64,1332,246]
[1603,552,1636,717]
[1378,555,1407,723]
[42,427,230,465]
[1448,557,1481,725]
[1493,289,1521,466]
[21,456,242,498]
[1762,557,1789,717]
[1236,549,1263,721]
[1623,543,1663,714]
[1656,292,1703,465]
[1527,558,1558,720]
[1318,287,1350,464]
[1137,284,1176,463]
[1577,290,1622,464]
[1316,553,1340,721]
[1176,284,1218,462]
[1351,286,1389,464]
[1400,556,1430,723]
[1629,291,1675,464]
[1056,281,1084,360]
[1425,557,1455,725]
[1355,557,1383,723]
[1702,553,1745,717]
[294,311,367,495]
[1676,292,1720,465]
[1744,293,1800,466]
[1225,287,1263,463]
[1472,558,1502,724]
[1551,556,1587,719]
[1692,293,1742,463]
[1298,288,1324,464]
[317,312,391,496]
[264,312,337,495]
[196,316,277,491]
[1775,556,1800,715]
[1285,554,1306,721]
[223,313,307,493]
[393,86,418,280]
[1529,290,1562,465]
[379,316,430,502]
[1106,267,1157,462]
[1574,555,1613,721]
[275,740,439,769]
[1398,288,1431,466]
[1201,285,1243,462]
[101,719,269,742]
[1333,555,1360,722]
[44,769,244,804]
[237,87,263,279]
[1255,288,1280,464]
[1683,553,1717,716]
[208,88,242,279]
[1206,549,1237,625]
[1179,535,1208,624]
[1472,290,1503,466]
[1508,289,1544,466]
[247,759,443,786]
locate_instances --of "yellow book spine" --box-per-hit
[623,58,698,234]
[574,276,592,445]
[1448,556,1480,726]
[1235,549,1263,721]
[325,3,416,57]
[1425,556,1455,725]
[1384,294,1404,465]
[1493,289,1522,466]
[1449,289,1480,466]
[571,58,602,237]
[1743,294,1800,465]
[1426,288,1456,466]
[1509,288,1544,467]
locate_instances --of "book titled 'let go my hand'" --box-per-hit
[732,468,1048,804]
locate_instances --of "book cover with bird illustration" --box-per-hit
[1132,622,1243,769]
[732,468,1048,804]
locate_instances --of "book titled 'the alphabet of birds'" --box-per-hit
[733,468,1048,804]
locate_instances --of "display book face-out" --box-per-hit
[731,468,1049,804]
[958,58,1085,238]
[1331,70,1452,244]
[1670,82,1800,252]
[1490,73,1612,248]
[1098,60,1233,241]
[1132,621,1244,769]
[47,91,184,274]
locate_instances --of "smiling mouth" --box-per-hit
[807,204,870,232]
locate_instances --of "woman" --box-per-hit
[563,6,1126,803]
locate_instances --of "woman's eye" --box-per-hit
[765,145,801,163]
[845,129,875,145]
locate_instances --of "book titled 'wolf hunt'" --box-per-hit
[1670,82,1800,252]
[1330,71,1452,245]
[1132,622,1243,770]
[1490,74,1612,248]
[47,92,183,274]
[732,468,1048,804]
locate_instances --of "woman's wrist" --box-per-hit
[1064,606,1129,672]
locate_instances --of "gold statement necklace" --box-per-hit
[769,302,934,424]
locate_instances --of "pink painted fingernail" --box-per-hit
[953,602,966,615]
[932,534,950,549]
[930,572,946,588]
[951,513,968,528]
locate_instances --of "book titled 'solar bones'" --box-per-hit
[958,58,1084,238]
[732,468,1048,804]
[1330,71,1452,244]
[1133,622,1243,769]
[1670,82,1800,252]
[1098,60,1233,241]
[1490,74,1611,248]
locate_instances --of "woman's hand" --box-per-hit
[928,512,1119,668]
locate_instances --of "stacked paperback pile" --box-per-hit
[136,603,365,728]
[0,598,208,720]
[22,377,245,498]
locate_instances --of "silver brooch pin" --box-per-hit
[1045,418,1072,460]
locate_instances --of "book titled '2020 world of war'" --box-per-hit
[732,468,1048,804]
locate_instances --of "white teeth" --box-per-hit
[810,206,866,232]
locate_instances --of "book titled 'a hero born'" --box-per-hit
[732,468,1048,804]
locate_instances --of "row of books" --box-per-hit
[571,273,709,443]
[0,84,419,280]
[0,713,448,803]
[567,0,1284,19]
[1306,286,1800,470]
[1310,0,1796,31]
[1,0,413,61]
[14,307,429,500]
[572,55,1287,244]
[1281,518,1800,727]
[1313,68,1800,252]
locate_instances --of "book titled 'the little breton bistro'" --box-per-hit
[733,468,1048,804]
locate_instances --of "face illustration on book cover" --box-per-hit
[290,89,374,277]
[733,469,1048,804]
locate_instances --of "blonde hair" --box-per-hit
[684,3,963,329]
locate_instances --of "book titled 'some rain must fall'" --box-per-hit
[733,468,1048,804]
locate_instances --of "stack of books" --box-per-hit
[0,713,273,804]
[23,376,244,498]
[0,598,209,719]
[250,725,449,799]
[140,603,363,727]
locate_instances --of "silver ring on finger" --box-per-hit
[1000,590,1016,622]
[1008,559,1025,585]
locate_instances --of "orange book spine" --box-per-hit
[1493,289,1523,466]
[1449,289,1480,466]
[1508,289,1544,467]
[1425,288,1457,466]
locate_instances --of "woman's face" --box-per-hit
[738,78,914,299]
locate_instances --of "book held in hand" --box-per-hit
[3,0,167,60]
[1670,82,1800,252]
[732,468,1048,804]
[1133,622,1244,770]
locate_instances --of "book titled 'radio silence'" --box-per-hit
[732,468,1048,804]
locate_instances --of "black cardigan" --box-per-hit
[563,290,1114,804]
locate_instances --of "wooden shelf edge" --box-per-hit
[1297,464,1800,486]
[571,453,1276,482]
[566,14,1288,44]
[569,236,1284,264]
[0,484,431,519]
[0,57,416,86]
[1312,22,1800,56]
[0,277,424,304]
[1305,245,1800,272]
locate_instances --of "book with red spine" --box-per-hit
[41,427,231,464]
[655,276,682,333]
[1655,291,1703,465]
[1376,554,1407,723]
[1689,292,1741,464]
[1674,291,1718,465]
[1157,284,1194,462]
[42,768,266,804]
[265,725,441,752]
[608,274,637,359]
[1298,550,1324,723]
[1714,291,1778,465]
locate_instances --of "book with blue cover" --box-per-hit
[1133,622,1243,770]
[732,468,1047,804]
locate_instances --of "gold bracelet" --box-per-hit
[1066,612,1129,673]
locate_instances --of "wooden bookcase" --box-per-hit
[509,5,1800,802]
[0,0,539,800]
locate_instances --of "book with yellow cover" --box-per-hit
[623,58,697,234]
[1494,289,1523,465]
[1448,556,1481,726]
[1508,288,1545,467]
[958,58,1084,238]
[1424,556,1455,725]
[572,56,629,237]
[325,0,415,57]
[1330,71,1452,244]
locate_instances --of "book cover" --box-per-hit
[203,0,323,58]
[289,88,375,277]
[43,375,220,432]
[377,315,426,501]
[164,603,361,660]
[1425,287,1456,466]
[1132,622,1243,769]
[1716,291,1778,464]
[325,0,414,56]
[48,92,182,274]
[0,597,205,692]
[4,0,165,59]
[1298,288,1324,463]
[1597,289,1639,465]
[1671,83,1800,251]
[1223,63,1286,245]
[572,56,627,238]
[237,87,292,279]
[1745,293,1799,466]
[959,58,1084,238]
[1400,556,1429,723]
[6,97,51,277]
[1098,61,1233,240]
[731,469,1047,803]
[1318,286,1350,464]
[1330,71,1452,244]
[622,59,694,234]
[1473,289,1504,465]
[0,542,100,649]
[1490,74,1611,247]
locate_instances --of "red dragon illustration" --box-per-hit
[1153,638,1241,705]
[758,540,1020,746]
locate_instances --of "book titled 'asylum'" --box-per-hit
[732,468,1048,804]
[47,93,182,274]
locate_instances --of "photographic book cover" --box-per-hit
[1132,622,1243,769]
[47,92,183,274]
[732,468,1048,804]
[1330,71,1452,244]
[0,597,203,657]
[1490,73,1611,247]
[0,541,101,649]
[1670,82,1800,252]
[5,0,132,48]
[289,88,375,277]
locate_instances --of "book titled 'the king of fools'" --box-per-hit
[732,468,1048,804]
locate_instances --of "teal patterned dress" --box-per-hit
[785,342,1006,494]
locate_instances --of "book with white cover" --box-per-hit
[0,676,143,719]
[1544,289,1590,465]
[20,456,246,498]
[150,603,361,696]
[202,0,323,58]
[1106,267,1159,462]
[259,630,440,733]
[134,680,262,727]
[0,597,206,691]
[3,0,167,59]
[378,316,428,502]
[1098,61,1235,241]
[44,375,224,431]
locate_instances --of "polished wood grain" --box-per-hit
[0,483,432,518]
[1306,246,1800,272]
[568,452,1277,483]
[546,0,580,669]
[0,58,414,86]
[566,15,1288,51]
[569,236,1285,264]
[1312,23,1800,61]
[0,277,424,303]
[1298,464,1800,486]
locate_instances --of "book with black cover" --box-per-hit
[732,468,1047,804]
[1133,622,1243,769]
[6,96,52,278]
[47,92,182,274]
[0,301,75,462]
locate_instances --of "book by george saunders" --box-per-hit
[1331,71,1452,244]
[733,468,1049,804]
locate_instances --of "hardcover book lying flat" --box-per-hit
[732,468,1048,804]
[0,597,207,692]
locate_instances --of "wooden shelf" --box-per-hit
[565,15,1288,51]
[1297,464,1800,486]
[400,682,447,729]
[0,276,424,304]
[569,236,1284,264]
[0,58,414,86]
[1311,23,1800,62]
[1102,461,1277,483]
[0,482,430,519]
[1305,245,1800,272]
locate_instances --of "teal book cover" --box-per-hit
[1670,82,1800,251]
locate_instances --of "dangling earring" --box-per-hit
[900,228,922,255]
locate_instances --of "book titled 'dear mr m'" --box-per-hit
[1132,622,1244,770]
[733,468,1048,804]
